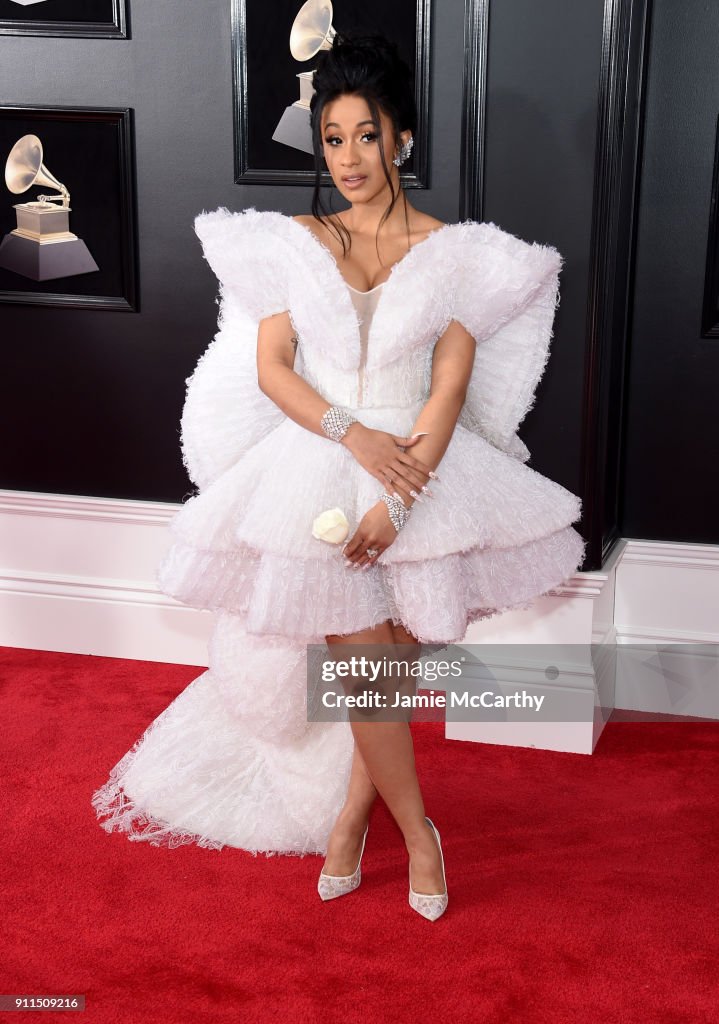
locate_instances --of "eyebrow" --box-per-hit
[324,120,377,130]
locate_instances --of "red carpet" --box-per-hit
[2,645,718,1024]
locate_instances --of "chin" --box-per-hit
[340,188,375,203]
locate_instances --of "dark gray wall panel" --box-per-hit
[483,0,604,502]
[623,0,719,541]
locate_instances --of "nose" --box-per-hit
[340,140,361,167]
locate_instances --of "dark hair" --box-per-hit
[308,31,417,258]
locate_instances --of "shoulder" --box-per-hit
[416,213,447,234]
[291,214,316,226]
[291,213,334,235]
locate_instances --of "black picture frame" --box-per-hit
[701,113,719,338]
[231,0,432,187]
[459,0,489,221]
[0,0,128,39]
[0,105,138,311]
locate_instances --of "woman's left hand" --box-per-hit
[343,500,399,568]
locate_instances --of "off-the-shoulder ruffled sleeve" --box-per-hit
[193,206,291,323]
[180,207,294,491]
[451,222,564,462]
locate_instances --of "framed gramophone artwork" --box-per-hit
[0,0,128,39]
[232,0,432,187]
[0,105,138,311]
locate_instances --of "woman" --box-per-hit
[92,33,585,923]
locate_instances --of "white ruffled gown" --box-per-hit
[91,208,586,856]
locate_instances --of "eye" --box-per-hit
[323,131,379,146]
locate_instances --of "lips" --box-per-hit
[342,175,366,185]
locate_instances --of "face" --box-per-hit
[320,92,411,204]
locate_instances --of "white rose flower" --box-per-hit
[312,507,350,545]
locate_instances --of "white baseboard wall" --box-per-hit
[612,540,719,720]
[0,489,213,667]
[1,490,717,753]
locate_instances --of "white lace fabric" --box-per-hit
[93,619,354,856]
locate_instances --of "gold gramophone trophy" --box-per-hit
[272,0,338,154]
[0,134,99,281]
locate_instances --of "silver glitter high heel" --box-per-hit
[317,825,369,901]
[408,817,448,921]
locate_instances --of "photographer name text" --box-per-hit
[321,689,546,711]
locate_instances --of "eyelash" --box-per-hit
[324,132,378,146]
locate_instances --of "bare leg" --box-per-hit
[323,621,445,895]
[321,744,377,876]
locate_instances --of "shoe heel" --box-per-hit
[408,816,448,921]
[317,825,369,902]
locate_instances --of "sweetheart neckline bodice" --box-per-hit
[345,280,386,296]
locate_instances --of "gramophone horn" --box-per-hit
[289,0,336,62]
[5,134,67,199]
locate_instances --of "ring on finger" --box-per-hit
[366,547,379,558]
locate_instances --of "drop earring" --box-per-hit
[393,136,414,166]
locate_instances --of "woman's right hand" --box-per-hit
[340,423,433,501]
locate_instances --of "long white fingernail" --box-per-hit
[411,432,430,438]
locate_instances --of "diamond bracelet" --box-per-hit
[380,492,411,533]
[320,405,357,443]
